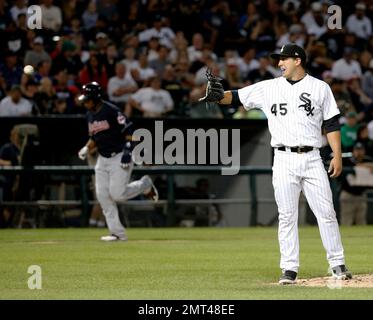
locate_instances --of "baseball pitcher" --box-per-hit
[200,44,352,284]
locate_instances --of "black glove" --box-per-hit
[199,69,225,103]
[120,142,132,169]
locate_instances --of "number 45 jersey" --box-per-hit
[238,74,340,148]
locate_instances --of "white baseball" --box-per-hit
[23,65,34,75]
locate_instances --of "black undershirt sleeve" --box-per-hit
[231,90,243,108]
[322,114,341,133]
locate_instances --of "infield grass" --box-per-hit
[0,226,373,300]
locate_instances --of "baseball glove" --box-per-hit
[198,68,224,103]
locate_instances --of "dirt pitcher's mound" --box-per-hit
[297,274,373,288]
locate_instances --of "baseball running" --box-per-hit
[78,82,158,242]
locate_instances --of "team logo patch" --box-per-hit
[298,92,314,116]
[89,120,110,135]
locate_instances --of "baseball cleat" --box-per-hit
[142,175,159,202]
[279,270,297,285]
[101,234,127,241]
[331,265,352,280]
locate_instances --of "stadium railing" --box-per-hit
[0,165,367,227]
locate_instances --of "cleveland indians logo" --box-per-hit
[298,92,314,116]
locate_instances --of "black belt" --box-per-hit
[277,146,314,153]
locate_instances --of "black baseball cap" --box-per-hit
[270,44,307,62]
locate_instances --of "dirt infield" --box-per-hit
[297,274,373,288]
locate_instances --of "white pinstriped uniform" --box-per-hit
[238,74,345,272]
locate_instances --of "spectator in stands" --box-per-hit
[330,78,354,116]
[225,58,245,89]
[9,0,27,23]
[174,57,195,90]
[147,36,160,62]
[0,75,6,101]
[34,77,56,114]
[41,0,63,32]
[236,47,259,80]
[357,49,372,72]
[306,40,333,79]
[187,33,204,63]
[346,77,373,119]
[340,142,373,226]
[149,45,171,77]
[341,111,360,152]
[120,46,140,72]
[357,124,373,157]
[82,1,98,31]
[126,76,174,118]
[50,97,68,115]
[53,69,78,113]
[79,53,108,90]
[103,43,119,78]
[66,15,83,38]
[0,0,11,31]
[62,0,80,26]
[201,1,230,55]
[138,14,175,49]
[331,47,362,81]
[301,2,327,38]
[346,3,372,41]
[318,26,345,60]
[3,18,28,57]
[190,44,218,74]
[51,40,83,77]
[246,56,274,84]
[0,85,32,116]
[107,62,137,108]
[169,31,189,64]
[362,59,373,100]
[161,64,184,111]
[22,79,39,114]
[276,24,306,50]
[0,126,21,228]
[0,50,23,88]
[130,52,156,87]
[95,32,110,59]
[24,37,51,68]
[34,60,52,82]
[15,12,27,30]
[96,0,118,23]
[238,2,259,39]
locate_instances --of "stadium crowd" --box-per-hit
[0,0,371,128]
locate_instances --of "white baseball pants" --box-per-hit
[95,152,151,238]
[272,148,345,273]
